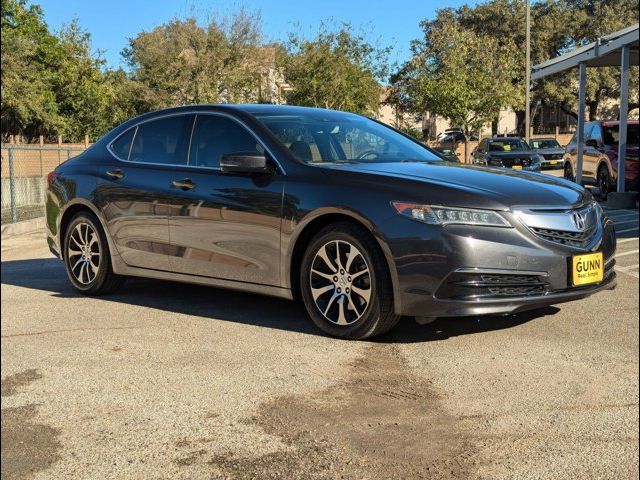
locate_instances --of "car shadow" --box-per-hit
[1,257,559,344]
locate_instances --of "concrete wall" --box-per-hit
[1,175,46,209]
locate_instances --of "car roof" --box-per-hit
[125,103,361,124]
[487,137,523,141]
[599,120,640,126]
[529,137,557,141]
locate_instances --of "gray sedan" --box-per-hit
[529,137,565,169]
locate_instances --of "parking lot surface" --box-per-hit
[1,209,638,479]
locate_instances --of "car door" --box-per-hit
[166,113,284,286]
[95,114,194,271]
[583,123,603,181]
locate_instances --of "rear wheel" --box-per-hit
[63,212,124,295]
[597,164,612,199]
[564,162,575,182]
[300,222,400,339]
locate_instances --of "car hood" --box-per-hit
[486,151,538,158]
[322,161,590,209]
[534,148,564,156]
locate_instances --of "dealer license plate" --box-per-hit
[572,252,603,286]
[512,165,522,170]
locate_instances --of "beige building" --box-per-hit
[377,87,518,139]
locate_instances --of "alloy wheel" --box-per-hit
[598,167,610,197]
[564,163,574,182]
[67,222,101,285]
[309,240,371,325]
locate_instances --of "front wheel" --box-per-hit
[300,222,400,339]
[63,212,125,295]
[597,165,612,199]
[564,162,575,182]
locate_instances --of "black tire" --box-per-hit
[597,164,611,200]
[63,211,125,295]
[300,222,400,339]
[564,162,575,182]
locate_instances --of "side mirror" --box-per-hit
[585,139,598,148]
[220,151,272,174]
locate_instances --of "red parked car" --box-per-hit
[563,120,639,198]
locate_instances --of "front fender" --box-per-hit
[282,206,402,314]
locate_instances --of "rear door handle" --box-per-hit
[106,169,125,180]
[171,178,197,191]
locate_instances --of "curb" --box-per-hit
[1,217,45,238]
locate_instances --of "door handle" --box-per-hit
[106,169,125,180]
[171,178,197,191]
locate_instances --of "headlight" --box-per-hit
[392,202,511,227]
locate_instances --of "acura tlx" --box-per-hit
[45,105,616,339]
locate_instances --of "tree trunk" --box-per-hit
[515,110,525,137]
[491,119,498,136]
[560,103,578,120]
[587,100,599,121]
[464,139,469,164]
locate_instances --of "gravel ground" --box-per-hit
[1,216,638,479]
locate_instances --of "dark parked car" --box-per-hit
[472,137,543,172]
[438,131,478,143]
[563,120,639,198]
[46,105,616,339]
[432,146,460,162]
[529,137,565,169]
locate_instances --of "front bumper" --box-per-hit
[541,160,564,169]
[382,213,617,317]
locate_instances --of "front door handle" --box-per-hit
[106,169,125,180]
[171,178,197,191]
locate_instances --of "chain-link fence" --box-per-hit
[1,145,87,225]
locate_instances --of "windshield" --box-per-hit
[488,139,530,152]
[603,124,639,145]
[530,139,560,149]
[253,111,440,164]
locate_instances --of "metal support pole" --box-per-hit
[576,62,587,185]
[617,45,630,193]
[8,147,17,223]
[525,0,531,142]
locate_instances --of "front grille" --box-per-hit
[505,158,532,167]
[531,225,597,248]
[479,274,540,284]
[436,272,550,300]
[543,153,563,160]
[488,285,546,295]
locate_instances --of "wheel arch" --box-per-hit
[596,158,613,178]
[58,199,119,267]
[286,209,401,312]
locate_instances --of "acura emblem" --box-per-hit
[571,211,586,231]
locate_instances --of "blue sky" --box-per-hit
[35,0,475,69]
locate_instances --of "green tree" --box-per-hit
[51,20,113,141]
[280,22,391,115]
[1,0,118,141]
[102,69,152,127]
[1,0,61,139]
[393,20,518,159]
[123,10,266,108]
[534,0,639,121]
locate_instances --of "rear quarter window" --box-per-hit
[110,128,136,160]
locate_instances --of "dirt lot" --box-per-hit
[1,210,638,479]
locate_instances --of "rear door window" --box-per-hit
[129,115,193,165]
